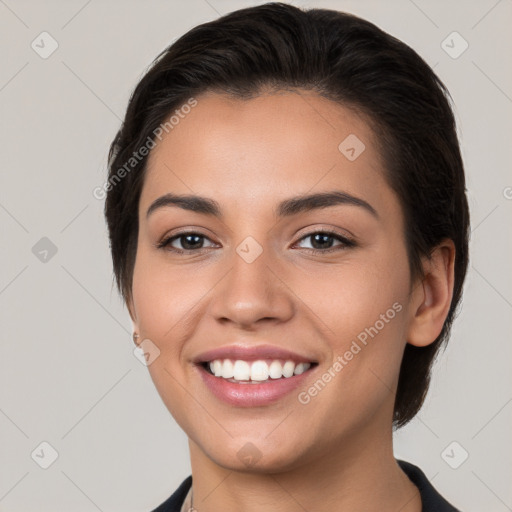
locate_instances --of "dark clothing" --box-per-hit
[152,459,460,511]
[397,460,460,511]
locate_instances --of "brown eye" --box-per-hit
[295,231,355,253]
[157,232,217,253]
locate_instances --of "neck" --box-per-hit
[187,418,421,512]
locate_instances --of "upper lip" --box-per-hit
[193,344,318,364]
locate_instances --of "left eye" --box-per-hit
[294,231,355,252]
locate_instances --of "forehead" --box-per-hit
[141,90,393,217]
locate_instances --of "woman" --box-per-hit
[104,3,469,511]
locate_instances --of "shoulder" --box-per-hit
[398,459,461,511]
[150,475,192,512]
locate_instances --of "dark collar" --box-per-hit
[151,474,191,512]
[152,460,460,511]
[397,459,460,511]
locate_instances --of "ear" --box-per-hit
[126,294,139,335]
[406,239,456,347]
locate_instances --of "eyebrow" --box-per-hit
[146,191,378,220]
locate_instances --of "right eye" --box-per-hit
[156,232,218,254]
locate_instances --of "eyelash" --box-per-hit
[156,230,356,255]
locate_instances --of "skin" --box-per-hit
[128,90,455,512]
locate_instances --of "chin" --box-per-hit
[200,434,310,474]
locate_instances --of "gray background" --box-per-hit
[1,0,511,510]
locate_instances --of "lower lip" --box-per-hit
[197,364,316,407]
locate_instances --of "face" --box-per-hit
[130,90,417,472]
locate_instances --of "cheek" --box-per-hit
[131,247,201,342]
[294,248,410,397]
[131,252,203,428]
[299,251,409,342]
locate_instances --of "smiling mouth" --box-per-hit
[200,359,318,384]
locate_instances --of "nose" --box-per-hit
[208,244,295,330]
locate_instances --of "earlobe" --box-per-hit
[406,239,456,348]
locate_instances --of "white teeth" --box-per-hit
[221,359,234,379]
[293,363,309,375]
[211,360,223,377]
[269,360,283,379]
[233,360,251,381]
[282,361,295,378]
[250,360,269,381]
[206,359,312,382]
